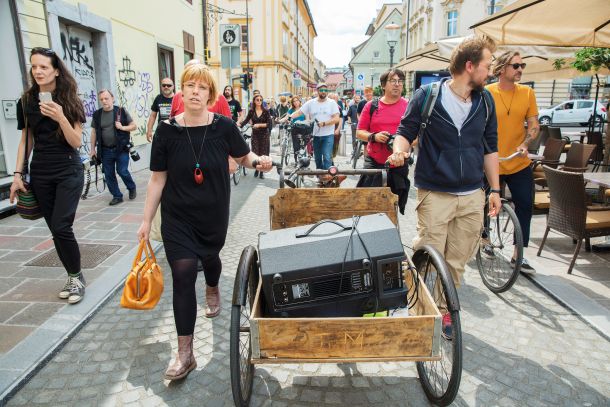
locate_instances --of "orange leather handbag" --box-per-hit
[120,240,164,310]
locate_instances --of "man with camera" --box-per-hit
[90,89,138,205]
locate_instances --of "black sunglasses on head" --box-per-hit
[31,47,56,56]
[509,63,526,70]
[161,83,173,87]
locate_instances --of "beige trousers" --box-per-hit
[413,188,485,292]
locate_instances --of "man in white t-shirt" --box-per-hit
[290,83,340,169]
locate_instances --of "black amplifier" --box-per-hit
[258,213,407,317]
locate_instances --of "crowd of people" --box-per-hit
[9,34,544,382]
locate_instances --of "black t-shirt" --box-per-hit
[151,94,173,122]
[227,99,242,122]
[150,114,250,258]
[17,96,85,158]
[357,99,368,115]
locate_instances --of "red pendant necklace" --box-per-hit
[184,114,209,185]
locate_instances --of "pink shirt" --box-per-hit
[357,98,408,165]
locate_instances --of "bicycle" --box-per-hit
[476,151,524,293]
[233,124,251,186]
[278,121,293,168]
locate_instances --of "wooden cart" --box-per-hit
[229,171,462,406]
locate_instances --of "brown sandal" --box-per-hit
[205,284,221,318]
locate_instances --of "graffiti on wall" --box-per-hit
[59,24,97,151]
[116,56,155,145]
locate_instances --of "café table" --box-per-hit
[562,130,587,143]
[583,172,610,252]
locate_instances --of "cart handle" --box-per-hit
[295,219,352,238]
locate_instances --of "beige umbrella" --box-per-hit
[470,0,610,48]
[395,42,449,73]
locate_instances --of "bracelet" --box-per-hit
[368,133,376,143]
[14,171,22,175]
[489,189,501,194]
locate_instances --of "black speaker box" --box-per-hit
[258,213,407,317]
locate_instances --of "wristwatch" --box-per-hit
[489,189,502,194]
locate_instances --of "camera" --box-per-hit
[124,142,140,161]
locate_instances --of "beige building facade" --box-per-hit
[208,0,317,105]
[397,0,606,107]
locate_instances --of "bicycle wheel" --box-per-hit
[351,140,362,169]
[476,202,522,293]
[413,246,462,407]
[230,246,259,407]
[242,164,247,176]
[232,165,242,185]
[283,137,292,167]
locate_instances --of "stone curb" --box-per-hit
[0,241,164,406]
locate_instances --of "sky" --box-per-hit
[307,0,395,68]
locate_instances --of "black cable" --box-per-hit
[338,216,359,297]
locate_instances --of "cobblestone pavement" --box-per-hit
[6,168,610,407]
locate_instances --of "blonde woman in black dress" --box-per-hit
[239,95,272,178]
[137,63,272,381]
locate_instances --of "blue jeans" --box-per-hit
[313,135,334,169]
[102,146,136,199]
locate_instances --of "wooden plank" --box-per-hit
[252,355,441,364]
[269,188,398,230]
[255,316,434,359]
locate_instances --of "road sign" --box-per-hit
[220,24,241,47]
[357,73,364,80]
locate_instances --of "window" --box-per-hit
[157,45,174,83]
[488,2,502,15]
[183,31,195,67]
[241,24,249,52]
[283,31,288,57]
[446,11,458,37]
[184,51,193,65]
[577,101,594,109]
[373,51,380,58]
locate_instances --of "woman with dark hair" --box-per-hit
[239,95,272,178]
[9,47,87,303]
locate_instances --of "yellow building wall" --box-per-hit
[17,0,50,54]
[58,0,205,145]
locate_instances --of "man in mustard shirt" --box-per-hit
[486,51,540,274]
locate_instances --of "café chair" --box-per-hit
[537,166,610,274]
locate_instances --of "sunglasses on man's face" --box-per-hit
[318,88,328,92]
[161,84,173,88]
[509,63,526,70]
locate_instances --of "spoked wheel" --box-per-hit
[413,245,462,407]
[476,202,522,293]
[232,165,242,185]
[230,246,259,407]
[283,138,292,167]
[351,140,362,169]
[242,165,247,176]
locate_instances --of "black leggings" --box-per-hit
[169,253,222,335]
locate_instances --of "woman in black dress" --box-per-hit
[9,48,86,303]
[137,63,272,381]
[239,95,272,178]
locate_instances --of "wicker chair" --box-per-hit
[549,126,571,152]
[585,131,605,172]
[537,166,610,274]
[532,137,567,180]
[534,142,595,188]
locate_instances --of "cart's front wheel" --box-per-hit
[413,245,462,407]
[230,246,259,407]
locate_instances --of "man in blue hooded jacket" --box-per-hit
[389,36,501,339]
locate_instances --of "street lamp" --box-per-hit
[385,22,400,68]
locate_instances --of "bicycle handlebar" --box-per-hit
[499,151,522,161]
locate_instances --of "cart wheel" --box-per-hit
[413,245,462,407]
[230,246,259,407]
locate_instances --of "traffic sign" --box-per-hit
[220,24,241,47]
[357,73,364,80]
